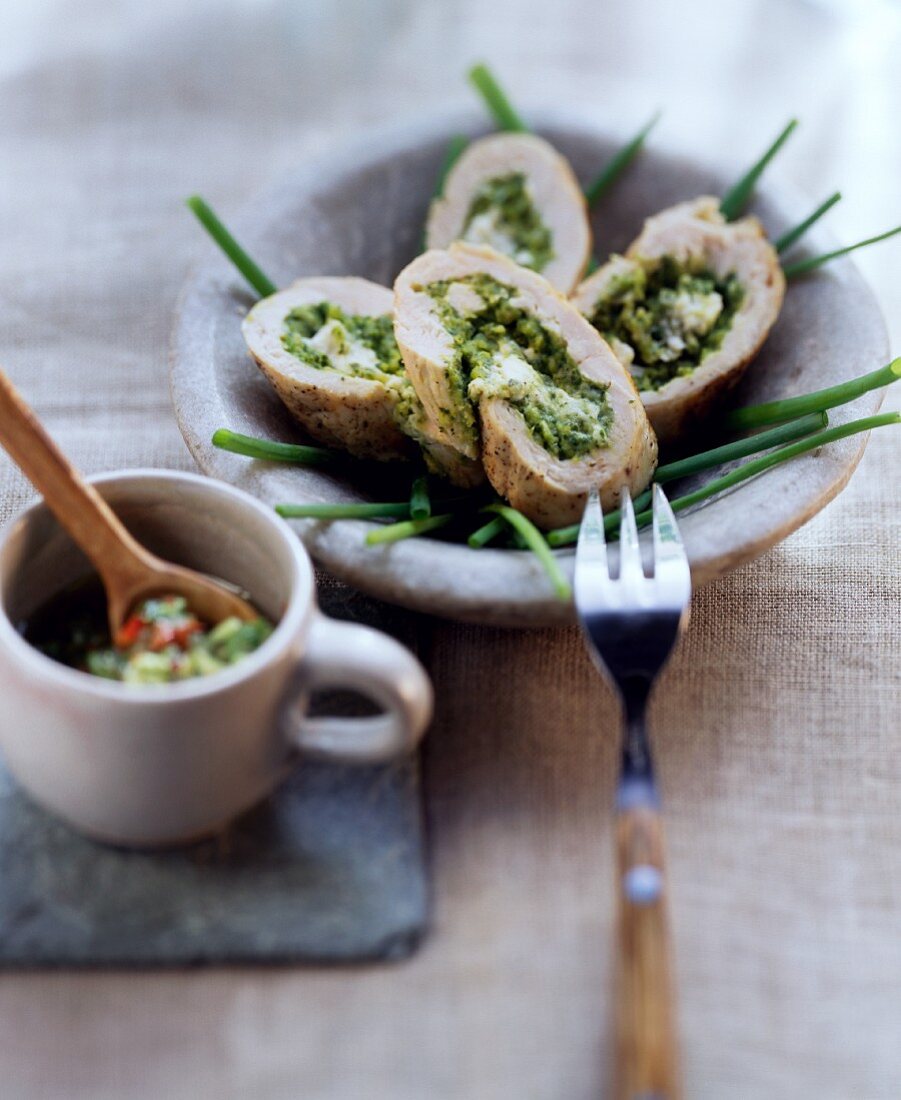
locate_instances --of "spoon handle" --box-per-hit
[0,369,149,586]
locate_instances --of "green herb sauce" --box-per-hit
[421,274,612,461]
[461,173,555,273]
[587,256,744,391]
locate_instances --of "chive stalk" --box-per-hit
[775,191,842,253]
[276,493,470,520]
[468,63,528,132]
[186,196,277,298]
[435,134,469,198]
[212,429,335,465]
[584,111,662,206]
[723,359,901,432]
[365,514,453,546]
[276,502,412,520]
[485,504,571,601]
[548,412,899,547]
[654,411,827,482]
[633,412,899,525]
[409,476,431,520]
[423,134,470,250]
[468,515,506,549]
[783,224,901,279]
[719,119,799,222]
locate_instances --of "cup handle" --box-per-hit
[282,612,433,763]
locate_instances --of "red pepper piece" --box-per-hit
[173,620,204,648]
[148,622,177,652]
[115,616,144,649]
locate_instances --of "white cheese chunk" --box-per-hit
[307,319,379,375]
[462,209,517,258]
[669,288,723,336]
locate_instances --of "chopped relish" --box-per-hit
[23,581,273,685]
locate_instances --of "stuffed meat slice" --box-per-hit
[426,133,591,295]
[572,196,785,444]
[242,276,481,484]
[394,243,657,528]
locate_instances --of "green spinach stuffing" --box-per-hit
[461,173,555,273]
[587,256,744,391]
[281,302,403,378]
[280,300,442,452]
[422,274,612,461]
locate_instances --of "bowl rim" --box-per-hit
[169,108,890,627]
[0,468,314,702]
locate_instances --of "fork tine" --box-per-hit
[651,483,683,556]
[574,486,612,610]
[652,484,692,602]
[617,488,645,583]
[577,486,608,564]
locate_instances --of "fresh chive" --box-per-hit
[435,134,469,198]
[719,118,799,222]
[783,224,901,279]
[212,429,335,465]
[423,134,470,251]
[584,110,662,206]
[548,412,898,547]
[409,476,431,520]
[468,63,528,132]
[584,255,600,276]
[633,412,900,525]
[365,514,453,546]
[467,515,507,548]
[485,503,571,601]
[655,412,827,482]
[775,191,842,253]
[546,413,828,548]
[723,358,901,432]
[186,196,277,299]
[277,502,412,520]
[276,493,470,521]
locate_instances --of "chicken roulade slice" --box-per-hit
[394,242,657,529]
[242,276,481,485]
[572,196,785,445]
[425,133,592,295]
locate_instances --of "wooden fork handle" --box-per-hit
[613,803,681,1100]
[0,370,149,583]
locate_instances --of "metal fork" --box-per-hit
[574,483,691,1100]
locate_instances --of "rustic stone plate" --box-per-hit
[170,110,889,627]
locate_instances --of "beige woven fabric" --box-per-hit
[0,1,899,1097]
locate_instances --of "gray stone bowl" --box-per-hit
[170,110,889,627]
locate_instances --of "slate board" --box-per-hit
[0,584,429,966]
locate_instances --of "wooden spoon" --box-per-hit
[0,369,258,635]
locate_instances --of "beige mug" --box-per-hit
[0,470,432,846]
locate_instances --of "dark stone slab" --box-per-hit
[0,584,429,967]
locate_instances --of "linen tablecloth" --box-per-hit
[0,1,899,1096]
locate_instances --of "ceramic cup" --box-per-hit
[0,470,433,847]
